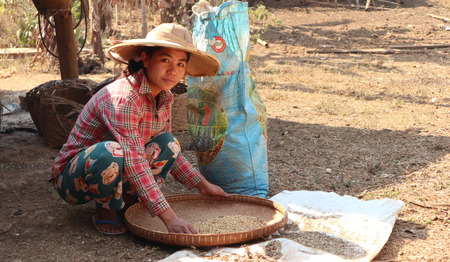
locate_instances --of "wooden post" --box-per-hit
[54,10,79,79]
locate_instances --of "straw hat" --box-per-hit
[107,23,220,77]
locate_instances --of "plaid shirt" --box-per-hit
[51,69,203,216]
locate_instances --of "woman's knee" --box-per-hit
[91,141,123,164]
[146,132,181,160]
[84,141,124,184]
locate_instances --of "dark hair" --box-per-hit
[124,46,163,76]
[89,46,190,95]
[89,47,162,95]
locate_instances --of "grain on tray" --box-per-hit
[194,215,266,234]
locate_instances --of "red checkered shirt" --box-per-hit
[50,69,204,216]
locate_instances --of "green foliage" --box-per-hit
[248,4,281,43]
[72,0,82,22]
[1,0,87,48]
[72,0,86,46]
[203,1,282,29]
[196,1,281,44]
[249,4,268,21]
[0,0,37,48]
[249,4,282,27]
[17,3,37,47]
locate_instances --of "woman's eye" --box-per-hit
[178,62,186,67]
[162,58,170,63]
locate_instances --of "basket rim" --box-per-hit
[124,193,288,247]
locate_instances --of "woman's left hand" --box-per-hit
[196,179,229,197]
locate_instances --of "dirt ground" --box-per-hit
[1,0,449,261]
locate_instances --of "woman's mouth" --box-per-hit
[163,78,176,85]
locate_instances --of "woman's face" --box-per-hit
[142,47,187,98]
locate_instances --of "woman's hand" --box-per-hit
[196,179,229,197]
[159,208,198,234]
[158,179,228,234]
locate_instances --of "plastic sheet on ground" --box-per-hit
[1,102,20,115]
[159,190,404,262]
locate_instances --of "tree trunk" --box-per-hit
[141,0,148,37]
[54,10,79,79]
[91,0,105,63]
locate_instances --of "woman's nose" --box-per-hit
[167,63,176,75]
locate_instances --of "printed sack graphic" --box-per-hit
[188,0,268,197]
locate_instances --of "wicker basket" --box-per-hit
[171,78,188,133]
[25,79,97,148]
[171,93,188,133]
[124,194,288,247]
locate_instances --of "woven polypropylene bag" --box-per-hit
[188,0,268,197]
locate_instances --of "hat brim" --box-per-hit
[107,39,220,77]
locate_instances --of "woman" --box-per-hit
[50,23,228,236]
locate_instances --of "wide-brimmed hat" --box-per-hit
[107,23,220,77]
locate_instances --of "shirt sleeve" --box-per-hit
[170,153,204,189]
[164,91,204,189]
[100,93,170,217]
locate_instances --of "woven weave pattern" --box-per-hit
[25,79,97,148]
[125,194,288,247]
[171,77,188,133]
[171,93,188,132]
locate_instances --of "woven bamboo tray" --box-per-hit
[124,194,288,247]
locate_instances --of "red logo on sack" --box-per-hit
[211,36,226,53]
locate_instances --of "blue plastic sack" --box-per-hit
[187,0,268,197]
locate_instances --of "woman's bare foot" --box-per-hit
[93,206,127,235]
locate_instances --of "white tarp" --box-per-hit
[159,190,404,262]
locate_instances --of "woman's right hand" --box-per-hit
[158,208,198,234]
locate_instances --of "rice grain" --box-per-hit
[194,215,266,234]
